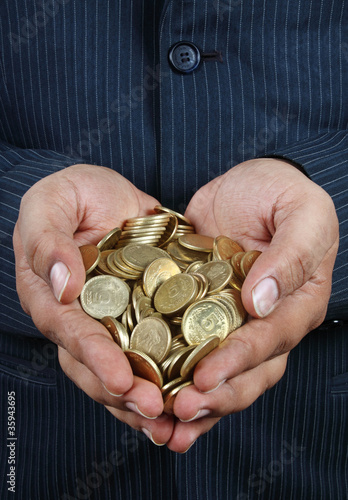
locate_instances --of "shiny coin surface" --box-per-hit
[180,335,220,379]
[166,241,209,263]
[97,227,122,251]
[182,299,232,344]
[213,235,244,260]
[143,258,181,298]
[154,205,193,226]
[96,250,116,275]
[178,234,214,253]
[125,349,163,388]
[79,244,101,274]
[240,250,262,278]
[80,275,130,319]
[163,380,193,415]
[154,273,199,317]
[130,317,172,364]
[230,252,245,281]
[122,244,169,271]
[167,345,197,380]
[100,316,129,350]
[196,261,233,294]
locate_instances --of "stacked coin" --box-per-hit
[78,207,261,413]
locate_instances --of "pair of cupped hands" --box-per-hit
[13,159,339,453]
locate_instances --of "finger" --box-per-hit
[58,347,164,418]
[15,164,159,304]
[242,185,339,318]
[105,406,175,447]
[21,269,135,395]
[192,285,322,394]
[166,417,221,454]
[173,354,288,422]
[14,186,87,304]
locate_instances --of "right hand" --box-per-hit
[13,164,174,446]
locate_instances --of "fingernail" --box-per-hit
[252,277,279,318]
[180,440,197,454]
[179,409,211,423]
[142,428,166,446]
[102,383,124,397]
[50,261,71,302]
[200,379,226,394]
[125,402,157,420]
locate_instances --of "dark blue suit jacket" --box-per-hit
[0,1,347,498]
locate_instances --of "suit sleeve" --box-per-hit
[0,140,83,337]
[268,131,348,319]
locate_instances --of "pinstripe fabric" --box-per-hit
[0,1,347,498]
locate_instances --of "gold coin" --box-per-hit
[122,244,169,271]
[190,272,209,301]
[213,235,244,260]
[166,241,209,263]
[97,227,122,251]
[96,250,117,275]
[143,258,181,298]
[125,349,163,388]
[80,275,130,319]
[126,303,135,332]
[230,252,245,281]
[132,284,145,309]
[79,244,101,275]
[154,205,193,226]
[120,226,166,236]
[180,335,220,379]
[113,249,143,277]
[161,377,186,397]
[178,234,214,253]
[106,252,139,280]
[134,295,152,323]
[185,260,206,273]
[211,294,244,335]
[154,273,199,317]
[130,317,172,364]
[196,261,233,294]
[158,214,179,248]
[116,235,162,246]
[240,250,262,278]
[182,298,232,344]
[167,345,197,380]
[100,316,129,350]
[163,380,193,415]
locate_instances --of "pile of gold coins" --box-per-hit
[79,206,261,414]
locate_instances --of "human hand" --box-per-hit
[13,164,174,445]
[165,158,339,452]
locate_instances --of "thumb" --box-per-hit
[15,187,86,304]
[241,201,339,318]
[14,220,86,304]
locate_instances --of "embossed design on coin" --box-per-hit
[213,235,244,260]
[182,299,231,344]
[154,274,198,317]
[122,244,169,271]
[130,317,171,364]
[196,261,233,293]
[143,258,181,298]
[80,275,130,319]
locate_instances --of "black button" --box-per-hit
[168,42,201,74]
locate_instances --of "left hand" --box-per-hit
[164,158,339,453]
